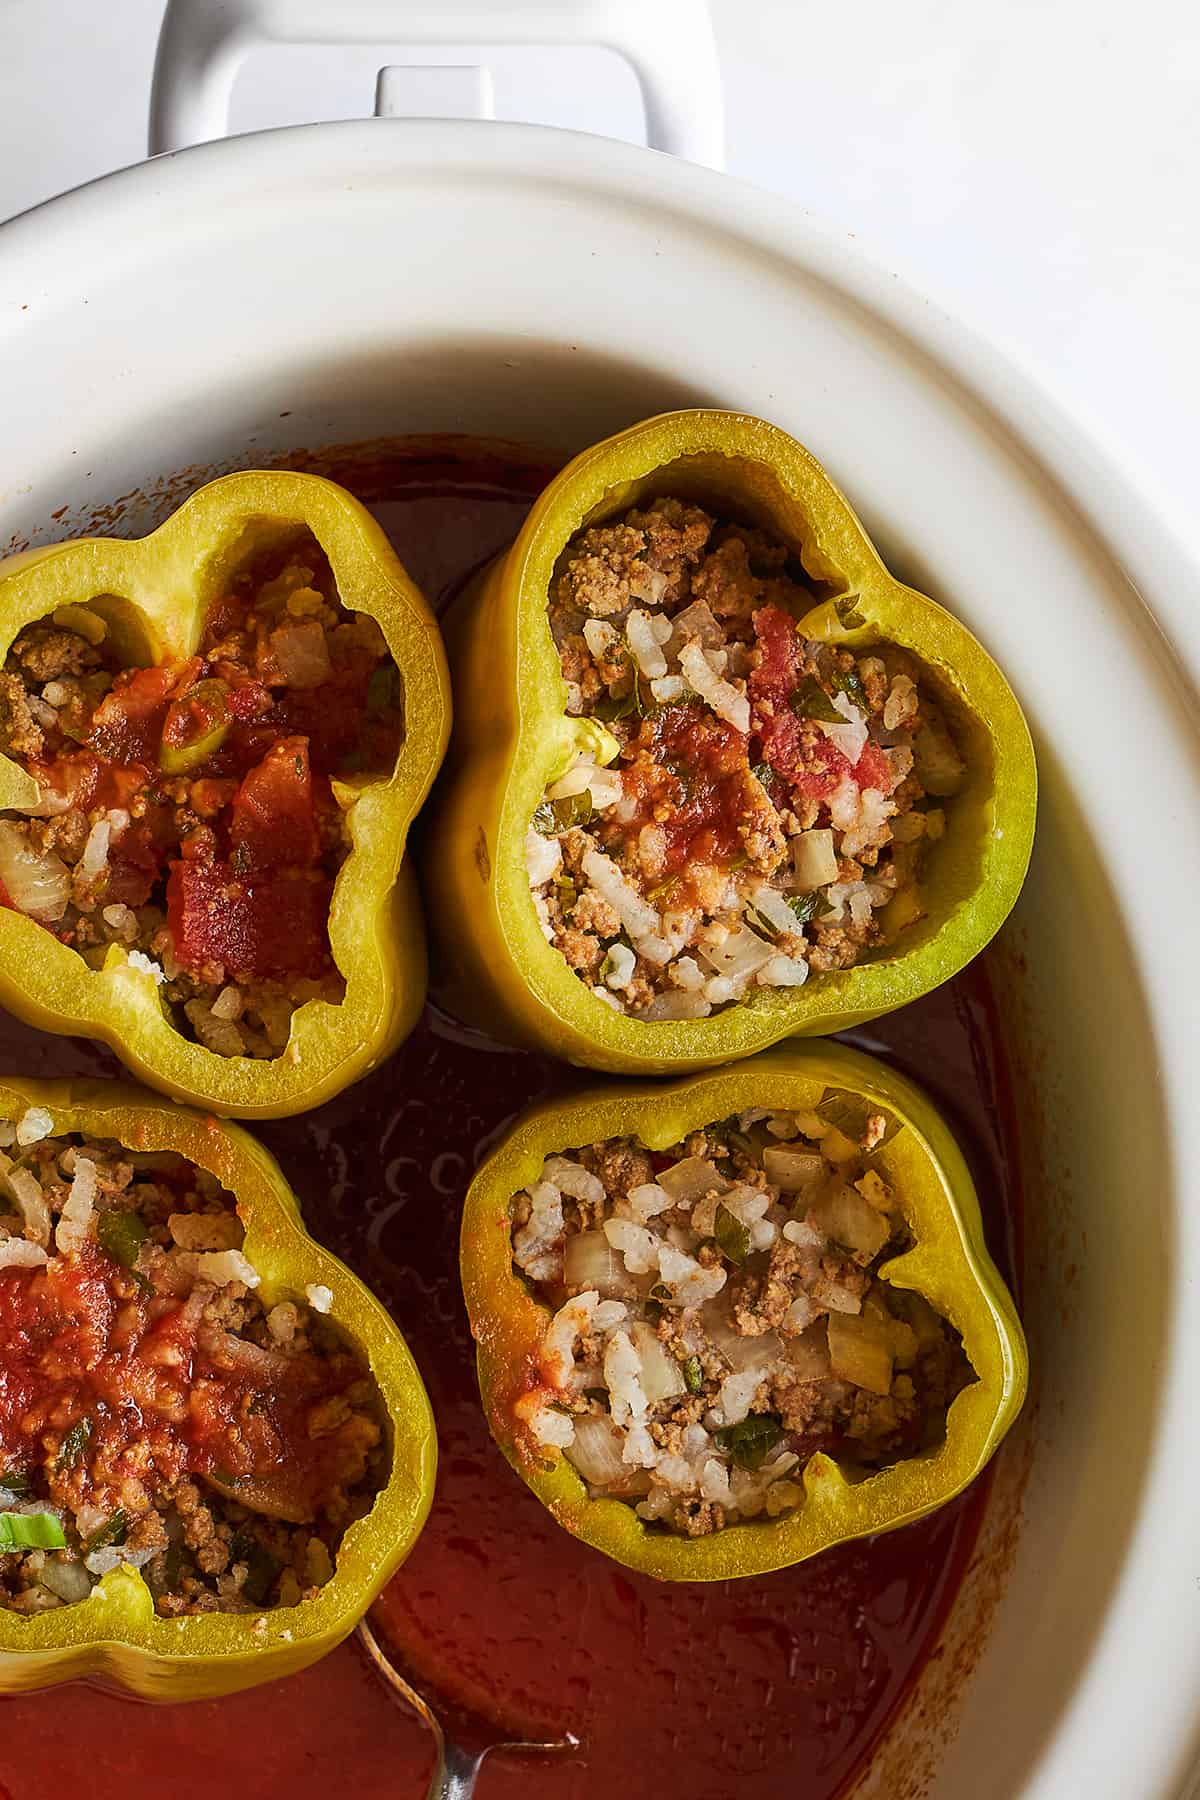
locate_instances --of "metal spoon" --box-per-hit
[357,1616,580,1799]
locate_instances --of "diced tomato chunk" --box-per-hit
[853,740,897,795]
[167,862,331,981]
[228,737,320,874]
[88,658,202,765]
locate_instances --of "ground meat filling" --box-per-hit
[511,1102,972,1538]
[0,538,404,1058]
[0,1107,384,1615]
[527,498,967,1019]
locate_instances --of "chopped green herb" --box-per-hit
[0,1470,30,1496]
[787,892,822,926]
[593,686,638,722]
[816,1087,900,1147]
[0,1511,67,1551]
[230,840,252,875]
[208,1465,243,1489]
[293,754,305,779]
[56,1417,91,1471]
[647,874,679,905]
[714,1204,752,1266]
[683,1356,704,1395]
[713,1115,755,1156]
[835,596,867,629]
[750,761,775,787]
[714,1413,786,1471]
[790,676,845,725]
[532,792,594,836]
[583,1387,610,1410]
[830,665,867,707]
[83,1509,127,1554]
[648,1281,674,1303]
[96,1207,147,1274]
[554,875,578,911]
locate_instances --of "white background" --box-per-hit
[1,0,1197,562]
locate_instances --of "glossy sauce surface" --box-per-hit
[0,452,1021,1800]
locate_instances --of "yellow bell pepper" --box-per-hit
[0,472,450,1117]
[0,1075,435,1700]
[461,1043,1026,1581]
[426,410,1036,1073]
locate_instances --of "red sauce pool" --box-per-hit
[0,453,1022,1800]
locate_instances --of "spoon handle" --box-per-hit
[427,1739,487,1800]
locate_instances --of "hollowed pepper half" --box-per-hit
[0,1075,435,1699]
[427,410,1036,1074]
[461,1043,1026,1581]
[0,472,450,1117]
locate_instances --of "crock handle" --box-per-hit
[149,0,724,168]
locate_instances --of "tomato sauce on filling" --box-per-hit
[0,537,403,1057]
[0,453,1023,1800]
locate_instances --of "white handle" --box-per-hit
[149,0,724,167]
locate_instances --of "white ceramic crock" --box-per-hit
[0,7,1198,1794]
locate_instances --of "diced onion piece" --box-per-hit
[762,1146,827,1194]
[658,1157,729,1205]
[626,609,668,678]
[701,1304,781,1374]
[630,1321,686,1402]
[912,708,965,796]
[0,823,70,923]
[808,1184,891,1264]
[698,924,773,981]
[581,850,660,941]
[827,1312,894,1395]
[563,1230,638,1297]
[565,1412,627,1487]
[40,1557,93,1603]
[639,991,711,1020]
[785,1320,832,1378]
[669,598,724,651]
[790,829,839,891]
[678,641,750,733]
[270,619,333,689]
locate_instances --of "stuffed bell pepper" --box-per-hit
[0,1076,435,1699]
[428,411,1035,1073]
[0,472,450,1117]
[461,1045,1026,1580]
